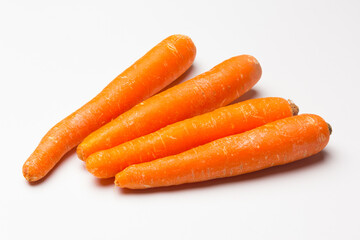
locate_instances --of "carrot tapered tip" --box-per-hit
[22,162,39,182]
[77,146,85,161]
[114,175,121,187]
[288,99,299,116]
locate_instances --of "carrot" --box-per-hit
[77,55,262,160]
[22,34,196,182]
[115,114,331,189]
[86,97,297,178]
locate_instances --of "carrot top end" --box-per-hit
[288,99,299,116]
[327,123,332,135]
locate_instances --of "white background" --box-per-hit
[1,0,359,239]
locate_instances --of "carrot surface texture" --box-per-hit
[77,55,262,160]
[86,97,297,178]
[115,114,331,189]
[23,34,196,182]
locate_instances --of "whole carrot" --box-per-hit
[115,114,331,189]
[23,34,196,182]
[86,97,298,178]
[77,55,262,160]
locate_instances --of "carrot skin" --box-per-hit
[23,34,196,182]
[115,114,331,189]
[78,55,262,160]
[86,97,295,178]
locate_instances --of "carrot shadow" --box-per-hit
[94,177,115,187]
[119,151,328,194]
[159,64,198,93]
[230,89,260,105]
[26,147,77,186]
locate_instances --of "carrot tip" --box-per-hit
[114,178,120,187]
[288,99,299,116]
[327,123,332,135]
[22,164,38,182]
[76,147,85,161]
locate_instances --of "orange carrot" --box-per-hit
[23,34,196,182]
[86,97,297,178]
[77,55,262,160]
[115,114,331,189]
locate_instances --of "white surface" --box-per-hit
[1,0,359,239]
